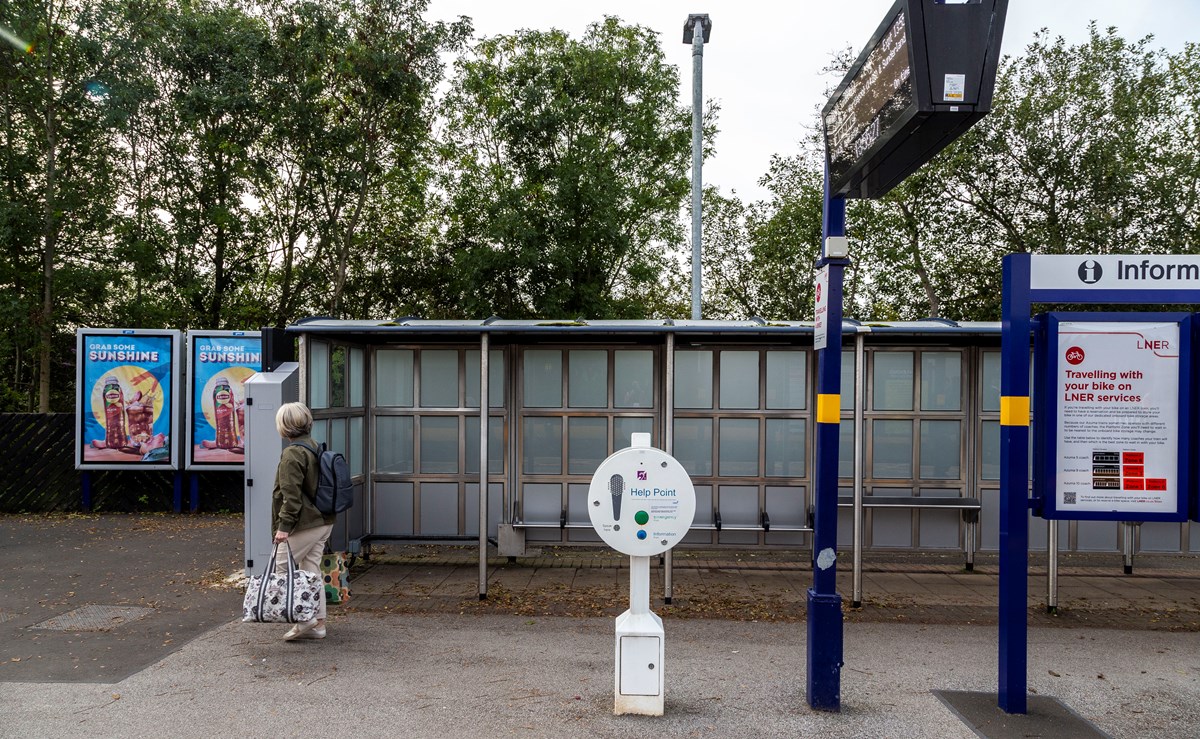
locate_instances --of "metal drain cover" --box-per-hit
[30,605,154,631]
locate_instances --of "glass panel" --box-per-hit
[718,418,759,476]
[349,416,363,477]
[330,346,346,407]
[568,417,608,475]
[465,350,505,408]
[568,350,608,408]
[766,351,806,409]
[522,416,562,474]
[330,417,346,454]
[920,420,961,479]
[765,419,806,477]
[524,350,562,408]
[981,420,1000,480]
[674,418,712,476]
[981,351,1001,412]
[615,350,653,408]
[873,352,913,411]
[841,350,855,410]
[674,350,713,409]
[719,351,759,409]
[614,417,653,450]
[310,419,327,446]
[349,348,364,407]
[420,350,459,408]
[839,420,854,478]
[376,349,414,407]
[309,341,329,409]
[466,416,505,475]
[921,352,961,411]
[871,419,913,478]
[420,416,459,473]
[376,416,414,474]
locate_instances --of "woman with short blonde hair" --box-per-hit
[271,402,334,640]
[275,402,312,439]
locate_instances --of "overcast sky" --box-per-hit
[425,0,1198,202]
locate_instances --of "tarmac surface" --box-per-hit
[1,513,1198,738]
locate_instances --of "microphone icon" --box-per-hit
[609,474,624,521]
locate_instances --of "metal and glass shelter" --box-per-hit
[287,317,1200,561]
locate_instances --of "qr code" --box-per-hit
[1063,491,1077,505]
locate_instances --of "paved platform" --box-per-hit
[1,514,1199,738]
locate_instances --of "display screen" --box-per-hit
[189,334,261,467]
[79,332,175,466]
[823,9,914,189]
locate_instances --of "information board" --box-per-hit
[76,329,180,470]
[186,331,261,470]
[1035,314,1191,521]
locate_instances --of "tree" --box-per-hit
[702,154,824,320]
[1,0,131,411]
[437,17,703,319]
[248,0,469,323]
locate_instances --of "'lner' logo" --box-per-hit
[1078,260,1103,284]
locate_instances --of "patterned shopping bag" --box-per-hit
[320,551,351,605]
[242,542,323,623]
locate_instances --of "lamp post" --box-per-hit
[683,14,710,321]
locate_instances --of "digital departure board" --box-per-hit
[821,0,1009,199]
[824,9,914,191]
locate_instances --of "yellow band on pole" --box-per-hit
[1000,396,1030,426]
[816,394,840,425]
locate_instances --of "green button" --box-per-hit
[634,510,649,526]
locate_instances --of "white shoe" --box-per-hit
[284,619,319,640]
[295,626,326,640]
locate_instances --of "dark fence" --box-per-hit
[0,414,244,514]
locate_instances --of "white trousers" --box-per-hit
[274,524,334,621]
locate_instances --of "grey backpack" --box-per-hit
[291,441,353,515]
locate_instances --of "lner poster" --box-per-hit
[1055,321,1179,515]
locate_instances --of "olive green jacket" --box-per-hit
[271,436,336,535]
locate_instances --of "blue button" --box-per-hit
[636,530,647,540]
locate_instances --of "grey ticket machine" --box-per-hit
[242,362,298,576]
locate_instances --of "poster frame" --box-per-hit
[1033,312,1191,522]
[185,330,262,471]
[75,328,181,471]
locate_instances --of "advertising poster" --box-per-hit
[187,332,261,470]
[1052,320,1182,517]
[77,330,179,469]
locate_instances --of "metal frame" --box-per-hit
[183,330,261,471]
[999,253,1200,714]
[75,328,182,472]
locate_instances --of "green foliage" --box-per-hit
[2,7,1197,413]
[702,155,823,320]
[724,25,1200,323]
[436,17,699,319]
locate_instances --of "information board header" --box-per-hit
[1029,255,1200,293]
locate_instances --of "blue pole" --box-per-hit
[998,254,1031,713]
[808,164,847,712]
[82,471,92,512]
